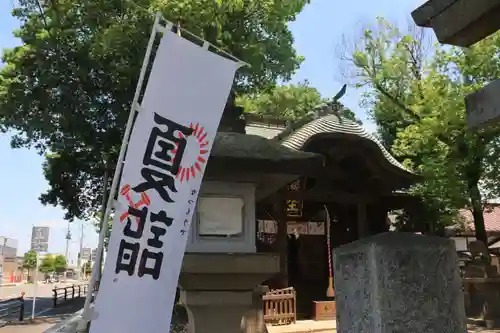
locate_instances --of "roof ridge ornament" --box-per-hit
[274,84,348,141]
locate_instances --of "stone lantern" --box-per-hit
[178,91,323,333]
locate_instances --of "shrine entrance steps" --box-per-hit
[292,280,329,319]
[266,320,336,333]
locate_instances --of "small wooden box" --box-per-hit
[313,300,336,321]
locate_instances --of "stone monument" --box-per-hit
[333,232,466,333]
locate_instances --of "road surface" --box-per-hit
[0,283,75,317]
[0,298,85,333]
[0,283,86,332]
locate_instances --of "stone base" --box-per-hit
[181,290,255,333]
[313,301,336,321]
[333,232,467,333]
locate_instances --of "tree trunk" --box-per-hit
[464,137,488,246]
[467,179,487,245]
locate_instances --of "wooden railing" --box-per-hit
[262,287,296,326]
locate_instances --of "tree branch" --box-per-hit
[373,81,455,147]
[403,43,425,100]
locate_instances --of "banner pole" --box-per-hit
[81,12,161,321]
[94,164,110,284]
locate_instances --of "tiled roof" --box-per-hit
[211,132,320,161]
[280,114,415,175]
[458,205,500,233]
[245,123,284,139]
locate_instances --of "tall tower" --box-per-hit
[65,222,71,262]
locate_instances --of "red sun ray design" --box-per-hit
[171,132,185,155]
[175,122,210,183]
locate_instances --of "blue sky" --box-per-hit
[0,0,426,259]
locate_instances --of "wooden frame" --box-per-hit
[262,287,297,326]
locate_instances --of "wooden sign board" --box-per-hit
[466,79,500,129]
[286,179,305,218]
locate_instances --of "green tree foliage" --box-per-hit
[54,255,68,273]
[82,261,92,277]
[238,81,361,123]
[238,81,323,121]
[345,18,500,242]
[40,255,55,274]
[0,0,311,220]
[22,250,37,279]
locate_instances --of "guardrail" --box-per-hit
[0,292,25,323]
[52,284,89,308]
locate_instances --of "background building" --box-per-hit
[0,236,21,284]
[80,247,91,261]
[0,236,18,258]
[30,226,50,253]
[91,248,98,262]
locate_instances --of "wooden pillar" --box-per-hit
[274,193,288,288]
[367,203,390,235]
[357,201,369,238]
[405,201,429,233]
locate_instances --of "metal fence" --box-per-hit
[0,293,25,323]
[52,284,89,308]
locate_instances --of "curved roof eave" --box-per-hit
[279,114,417,179]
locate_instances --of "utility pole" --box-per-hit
[77,222,84,281]
[64,223,71,281]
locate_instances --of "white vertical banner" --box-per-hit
[89,28,240,333]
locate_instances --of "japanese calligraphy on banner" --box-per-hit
[89,30,239,333]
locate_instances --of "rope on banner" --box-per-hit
[155,20,243,65]
[123,0,249,67]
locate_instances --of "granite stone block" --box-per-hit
[333,232,467,333]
